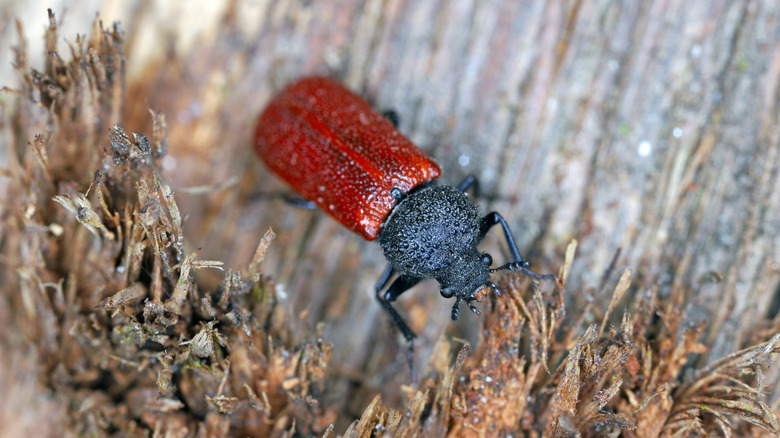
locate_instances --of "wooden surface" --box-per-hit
[3,0,780,426]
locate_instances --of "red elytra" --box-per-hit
[253,77,441,240]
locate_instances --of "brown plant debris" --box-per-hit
[2,10,334,438]
[2,9,780,438]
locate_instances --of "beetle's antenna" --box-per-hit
[490,261,556,280]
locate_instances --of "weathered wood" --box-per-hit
[190,0,779,401]
[3,0,779,428]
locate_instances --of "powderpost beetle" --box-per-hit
[254,77,553,376]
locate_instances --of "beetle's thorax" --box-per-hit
[379,184,490,300]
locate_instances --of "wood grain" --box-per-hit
[130,0,780,411]
[3,0,779,424]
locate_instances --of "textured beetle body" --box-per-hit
[254,77,552,379]
[254,77,441,240]
[380,185,491,300]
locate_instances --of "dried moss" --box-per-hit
[2,10,334,437]
[342,243,780,437]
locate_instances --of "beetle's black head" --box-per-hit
[379,184,497,320]
[438,251,497,320]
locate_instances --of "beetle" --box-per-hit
[254,77,553,376]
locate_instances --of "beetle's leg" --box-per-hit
[479,212,525,262]
[283,196,318,209]
[457,175,479,197]
[249,191,318,209]
[381,110,400,128]
[375,274,423,381]
[375,274,421,342]
[479,212,555,280]
[375,265,395,292]
[248,191,319,209]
